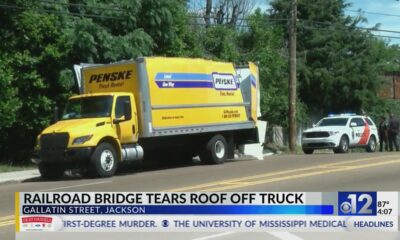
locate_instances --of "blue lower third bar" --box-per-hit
[22,205,334,215]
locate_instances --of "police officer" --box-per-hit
[378,116,389,152]
[388,113,400,151]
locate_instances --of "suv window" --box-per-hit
[115,96,131,118]
[365,118,374,126]
[317,118,348,126]
[351,117,365,127]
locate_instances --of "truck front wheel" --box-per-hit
[200,135,228,164]
[89,142,118,178]
[38,162,65,180]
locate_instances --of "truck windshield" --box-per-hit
[62,96,113,120]
[317,118,348,126]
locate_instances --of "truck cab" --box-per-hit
[34,92,141,179]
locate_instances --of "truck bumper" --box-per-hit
[33,147,93,164]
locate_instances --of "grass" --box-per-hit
[0,163,35,173]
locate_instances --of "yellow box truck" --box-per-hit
[33,57,260,179]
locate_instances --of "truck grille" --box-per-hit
[304,132,329,138]
[40,133,69,150]
[304,142,335,148]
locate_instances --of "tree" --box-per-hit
[0,0,187,163]
[239,9,289,126]
[205,0,212,26]
[270,0,387,119]
[190,0,254,27]
[0,57,21,131]
[213,0,253,26]
[0,5,67,161]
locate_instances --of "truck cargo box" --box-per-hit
[77,57,259,139]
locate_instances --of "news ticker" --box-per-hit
[15,192,399,232]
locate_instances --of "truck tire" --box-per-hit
[38,162,65,180]
[302,149,314,154]
[170,150,195,164]
[200,135,228,164]
[89,142,118,178]
[334,135,349,153]
[366,136,377,152]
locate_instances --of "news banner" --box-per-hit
[15,192,399,233]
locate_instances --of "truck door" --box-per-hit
[114,95,138,143]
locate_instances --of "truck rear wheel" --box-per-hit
[89,142,118,178]
[200,134,228,164]
[38,162,65,180]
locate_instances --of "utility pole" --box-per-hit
[205,0,212,27]
[288,0,297,152]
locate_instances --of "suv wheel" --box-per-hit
[334,135,349,153]
[366,136,377,152]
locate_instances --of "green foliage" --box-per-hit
[0,0,181,162]
[239,10,290,126]
[0,57,21,130]
[238,9,309,127]
[68,18,153,63]
[137,0,187,55]
[270,0,393,121]
[203,26,240,61]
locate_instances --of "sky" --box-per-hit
[256,0,400,45]
[189,0,400,44]
[346,0,400,44]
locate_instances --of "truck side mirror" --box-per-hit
[123,101,132,121]
[350,122,357,127]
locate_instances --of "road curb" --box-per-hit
[0,169,40,185]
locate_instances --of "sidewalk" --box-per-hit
[0,169,40,184]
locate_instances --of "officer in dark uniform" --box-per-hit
[388,113,400,151]
[378,116,388,152]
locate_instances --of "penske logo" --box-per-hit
[89,70,132,84]
[212,73,237,90]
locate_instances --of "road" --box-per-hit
[1,152,400,239]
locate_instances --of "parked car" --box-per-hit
[301,114,379,154]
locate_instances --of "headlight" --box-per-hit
[72,135,93,145]
[329,131,340,136]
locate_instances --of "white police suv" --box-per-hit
[301,114,379,154]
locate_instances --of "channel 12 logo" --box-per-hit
[338,192,377,216]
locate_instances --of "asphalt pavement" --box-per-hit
[1,151,400,240]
